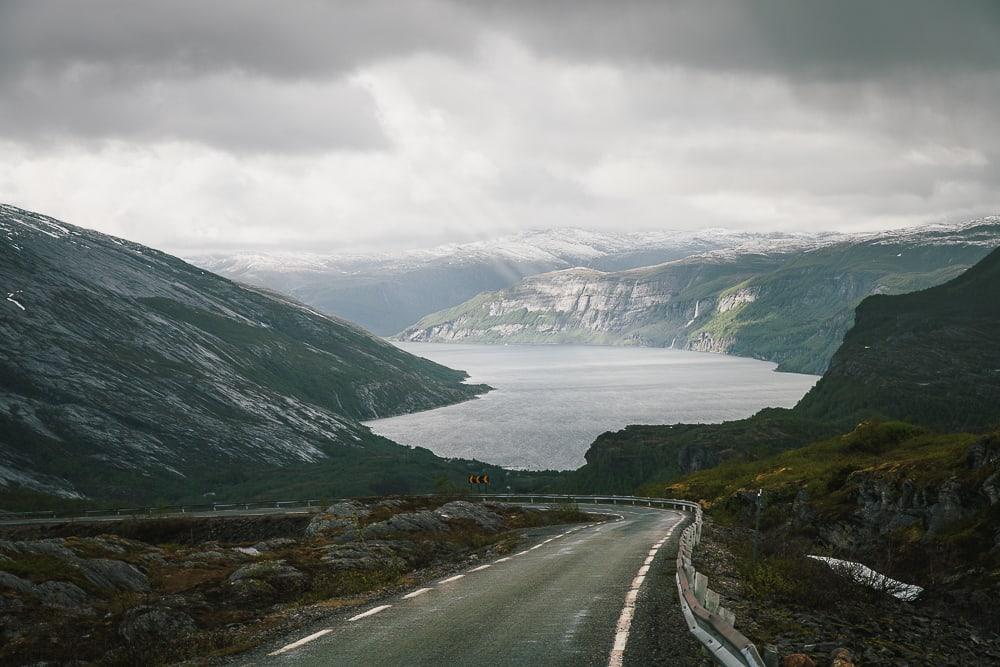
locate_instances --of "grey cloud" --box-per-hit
[3,0,999,152]
[0,0,475,151]
[0,0,475,80]
[482,0,1000,80]
[0,68,387,153]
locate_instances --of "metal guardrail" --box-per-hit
[675,506,765,667]
[0,494,700,523]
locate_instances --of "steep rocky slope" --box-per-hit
[0,204,489,502]
[796,246,1000,432]
[402,219,1000,374]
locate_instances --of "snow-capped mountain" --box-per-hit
[188,227,846,335]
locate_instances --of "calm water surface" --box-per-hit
[366,343,819,471]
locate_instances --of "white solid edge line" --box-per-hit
[402,587,432,599]
[349,605,391,621]
[495,557,511,563]
[608,521,675,667]
[269,628,332,656]
[469,564,492,572]
[515,550,530,556]
[439,574,465,584]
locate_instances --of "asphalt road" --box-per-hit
[245,504,704,667]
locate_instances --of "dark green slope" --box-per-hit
[571,246,1000,493]
[712,239,989,373]
[795,246,1000,432]
[0,204,499,503]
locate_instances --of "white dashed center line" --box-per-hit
[349,605,391,621]
[268,629,332,656]
[402,587,432,599]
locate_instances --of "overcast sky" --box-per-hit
[2,1,999,254]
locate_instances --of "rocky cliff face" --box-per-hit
[402,220,1000,374]
[402,256,780,349]
[809,435,1000,554]
[0,204,486,502]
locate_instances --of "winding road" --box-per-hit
[243,504,704,666]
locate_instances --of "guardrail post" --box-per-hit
[704,588,720,614]
[693,572,708,604]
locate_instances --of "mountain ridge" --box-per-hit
[189,227,848,335]
[401,218,1000,374]
[0,204,493,502]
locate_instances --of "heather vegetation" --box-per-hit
[0,498,596,664]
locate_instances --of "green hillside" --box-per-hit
[571,246,1000,494]
[796,246,1000,431]
[402,222,999,375]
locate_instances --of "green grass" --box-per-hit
[0,553,95,592]
[653,421,976,513]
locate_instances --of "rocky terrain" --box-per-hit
[693,520,1000,666]
[0,204,496,504]
[658,421,1000,661]
[0,497,594,665]
[191,228,823,336]
[402,217,1000,375]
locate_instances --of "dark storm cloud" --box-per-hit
[2,1,999,251]
[0,0,474,79]
[1,0,998,152]
[0,0,476,152]
[481,0,1000,79]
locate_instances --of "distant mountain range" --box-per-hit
[0,204,521,504]
[190,228,843,336]
[402,219,1000,374]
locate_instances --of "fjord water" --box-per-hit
[365,343,819,471]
